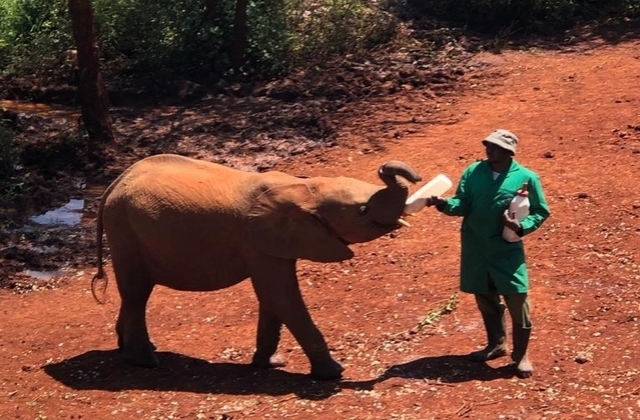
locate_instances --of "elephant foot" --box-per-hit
[122,351,159,368]
[118,340,157,352]
[310,358,344,381]
[121,343,159,368]
[252,352,287,369]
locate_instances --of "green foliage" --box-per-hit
[0,0,400,80]
[1,0,638,81]
[93,1,225,73]
[282,0,398,70]
[244,0,290,75]
[406,0,640,34]
[0,0,72,75]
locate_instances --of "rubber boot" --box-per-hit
[469,312,508,362]
[511,325,533,378]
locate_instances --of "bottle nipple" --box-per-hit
[518,182,529,196]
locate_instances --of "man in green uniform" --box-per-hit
[425,129,550,378]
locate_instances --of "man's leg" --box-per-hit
[504,293,533,378]
[470,291,508,362]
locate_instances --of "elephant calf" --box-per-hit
[93,153,421,379]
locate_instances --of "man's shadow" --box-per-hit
[370,353,516,384]
[43,350,514,400]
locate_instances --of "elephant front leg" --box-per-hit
[249,256,344,380]
[251,307,287,369]
[295,322,344,380]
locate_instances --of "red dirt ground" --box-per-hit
[2,39,640,419]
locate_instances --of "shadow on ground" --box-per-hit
[44,350,515,399]
[375,354,516,383]
[43,350,345,399]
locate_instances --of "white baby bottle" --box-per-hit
[503,183,530,242]
[403,173,453,215]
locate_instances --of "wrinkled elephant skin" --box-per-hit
[93,154,421,380]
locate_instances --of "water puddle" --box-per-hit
[23,269,64,281]
[31,198,85,226]
[30,245,59,254]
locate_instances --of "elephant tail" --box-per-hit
[91,189,108,305]
[91,169,127,305]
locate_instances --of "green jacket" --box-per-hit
[438,159,550,294]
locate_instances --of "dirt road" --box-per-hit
[2,39,640,419]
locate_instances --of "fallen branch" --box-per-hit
[475,400,502,407]
[618,385,640,398]
[264,394,298,409]
[416,292,459,330]
[454,399,500,417]
[455,402,471,417]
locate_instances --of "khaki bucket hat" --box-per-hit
[482,129,519,154]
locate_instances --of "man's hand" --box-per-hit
[503,209,521,233]
[425,195,447,207]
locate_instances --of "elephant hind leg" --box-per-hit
[112,254,157,368]
[116,316,156,352]
[251,307,287,369]
[117,287,157,367]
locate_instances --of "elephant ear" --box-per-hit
[246,183,354,262]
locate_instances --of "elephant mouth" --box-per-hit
[372,217,411,230]
[372,217,411,231]
[312,214,411,246]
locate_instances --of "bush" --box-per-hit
[283,0,398,70]
[2,0,637,82]
[0,0,401,80]
[0,0,73,76]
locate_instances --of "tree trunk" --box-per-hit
[68,0,114,149]
[230,0,249,70]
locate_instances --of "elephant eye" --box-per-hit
[358,205,368,216]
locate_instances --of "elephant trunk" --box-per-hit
[378,161,422,187]
[369,161,422,227]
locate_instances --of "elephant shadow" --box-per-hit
[370,354,516,384]
[43,350,347,400]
